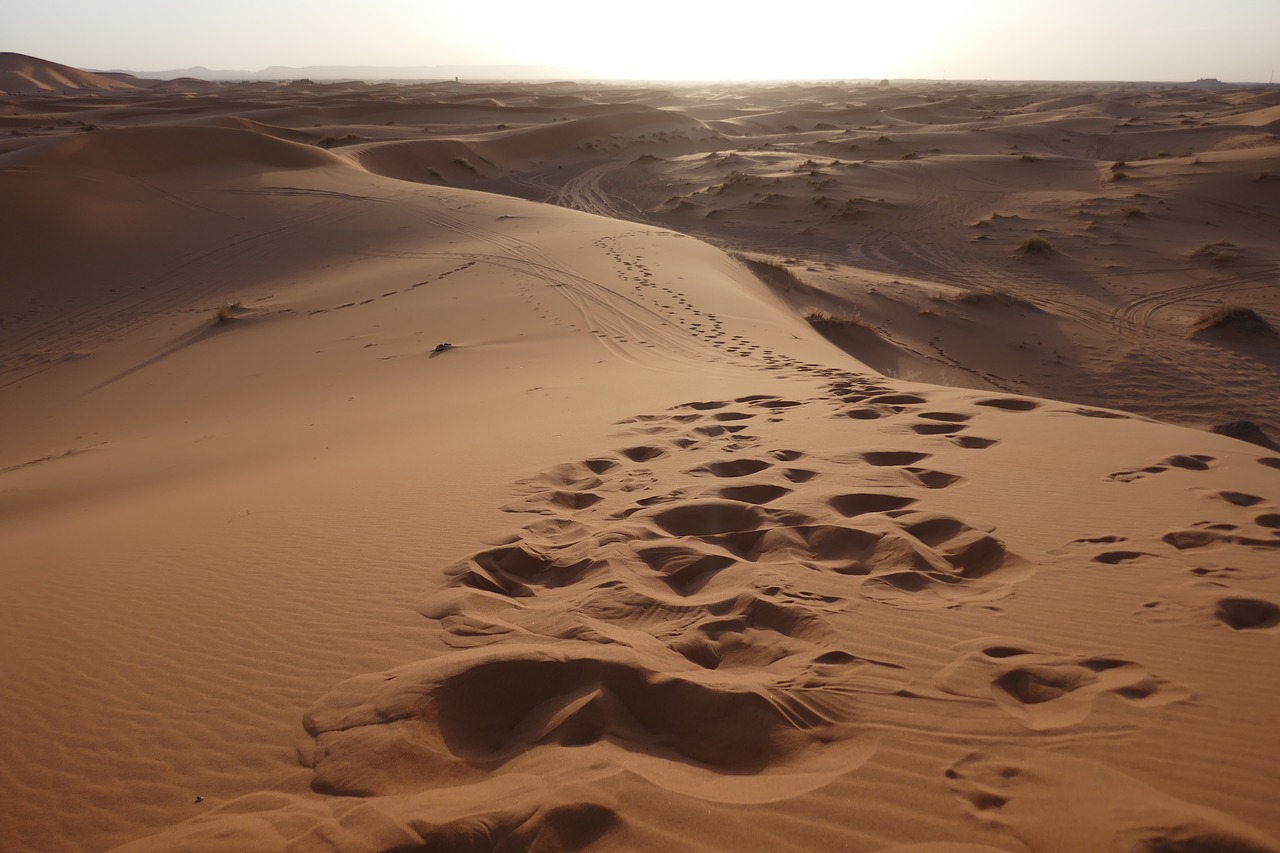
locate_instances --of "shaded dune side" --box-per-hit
[1,125,349,177]
[350,105,718,181]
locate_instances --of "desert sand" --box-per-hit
[2,52,1279,852]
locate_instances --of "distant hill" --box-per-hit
[0,52,141,93]
[100,63,587,82]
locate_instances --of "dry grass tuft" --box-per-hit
[802,306,867,328]
[1192,305,1276,337]
[733,254,805,291]
[214,302,243,324]
[941,289,1038,309]
[1188,240,1240,264]
[1014,236,1054,257]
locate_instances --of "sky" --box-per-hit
[10,0,1280,82]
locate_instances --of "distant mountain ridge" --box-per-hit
[97,64,587,82]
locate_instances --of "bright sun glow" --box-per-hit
[8,0,1280,81]
[441,1,971,80]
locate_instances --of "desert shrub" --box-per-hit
[802,307,866,328]
[214,302,243,324]
[1014,237,1054,256]
[948,289,1037,309]
[1188,240,1239,263]
[1192,305,1276,336]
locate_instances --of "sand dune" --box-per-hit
[2,60,1280,853]
[0,52,140,94]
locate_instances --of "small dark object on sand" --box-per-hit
[433,343,453,353]
[194,796,205,804]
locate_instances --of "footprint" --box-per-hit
[911,422,965,436]
[974,397,1039,412]
[1109,454,1216,482]
[1091,550,1154,564]
[304,643,878,804]
[933,639,1190,730]
[867,393,927,405]
[1162,527,1280,550]
[640,499,765,536]
[828,493,918,517]
[945,748,1280,853]
[862,450,930,467]
[620,445,667,462]
[114,781,621,851]
[717,484,792,504]
[1216,597,1280,630]
[690,459,772,478]
[1212,490,1266,507]
[951,436,998,449]
[902,467,963,489]
[860,516,1033,610]
[451,542,599,597]
[633,542,738,594]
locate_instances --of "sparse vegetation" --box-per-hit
[1188,240,1240,263]
[214,302,243,324]
[1123,207,1145,219]
[732,254,805,291]
[932,289,1037,309]
[1019,153,1039,162]
[801,306,867,328]
[899,151,919,160]
[1192,305,1276,337]
[1014,236,1055,256]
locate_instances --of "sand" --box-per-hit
[2,53,1279,852]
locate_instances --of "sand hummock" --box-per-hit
[2,56,1280,853]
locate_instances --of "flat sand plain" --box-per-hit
[3,53,1280,852]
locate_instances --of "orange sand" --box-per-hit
[2,53,1279,852]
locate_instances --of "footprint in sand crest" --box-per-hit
[1139,580,1280,632]
[932,638,1190,731]
[946,748,1280,853]
[1109,453,1216,482]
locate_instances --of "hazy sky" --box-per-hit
[11,0,1280,82]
